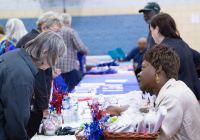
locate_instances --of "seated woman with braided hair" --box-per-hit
[106,44,200,140]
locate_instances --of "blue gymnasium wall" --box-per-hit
[0,14,148,55]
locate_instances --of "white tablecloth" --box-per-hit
[31,120,90,140]
[31,135,77,140]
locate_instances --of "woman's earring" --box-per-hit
[156,74,160,83]
[38,61,43,65]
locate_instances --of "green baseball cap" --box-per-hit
[139,2,161,13]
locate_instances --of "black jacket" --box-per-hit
[16,29,52,114]
[0,48,38,140]
[147,31,156,49]
[16,29,39,49]
[161,37,200,99]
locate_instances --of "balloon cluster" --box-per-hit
[50,85,68,114]
[84,101,108,140]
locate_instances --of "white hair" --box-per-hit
[6,18,28,42]
[60,13,72,25]
[37,11,63,31]
[25,31,67,69]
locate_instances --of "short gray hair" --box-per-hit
[37,11,63,32]
[25,31,67,69]
[6,18,28,41]
[60,13,72,25]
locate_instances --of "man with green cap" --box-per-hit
[139,2,161,50]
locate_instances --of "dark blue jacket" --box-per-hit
[161,37,200,99]
[123,47,147,70]
[0,48,38,140]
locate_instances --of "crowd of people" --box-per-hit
[0,1,200,140]
[0,11,89,139]
[107,2,200,140]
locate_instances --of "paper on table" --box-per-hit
[74,86,99,94]
[152,106,167,133]
[80,83,105,86]
[102,89,123,92]
[102,87,123,90]
[105,79,127,83]
[74,90,94,93]
[117,70,133,74]
[75,86,97,90]
[94,94,125,99]
[74,88,97,93]
[104,84,123,86]
[31,135,77,140]
[72,93,96,97]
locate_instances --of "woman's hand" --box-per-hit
[41,109,49,123]
[105,106,126,117]
[117,58,123,62]
[53,69,61,79]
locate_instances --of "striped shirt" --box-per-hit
[56,26,89,73]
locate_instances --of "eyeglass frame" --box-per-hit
[49,27,62,34]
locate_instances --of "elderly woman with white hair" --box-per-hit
[0,31,66,140]
[0,18,28,55]
[6,18,28,42]
[16,11,62,49]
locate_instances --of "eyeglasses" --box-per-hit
[49,27,62,34]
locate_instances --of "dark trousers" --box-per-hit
[26,112,43,139]
[61,69,80,92]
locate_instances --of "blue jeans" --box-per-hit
[61,70,80,92]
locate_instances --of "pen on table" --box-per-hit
[134,123,138,132]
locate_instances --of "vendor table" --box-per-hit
[31,135,76,140]
[31,119,91,140]
[71,61,140,98]
[31,61,140,140]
